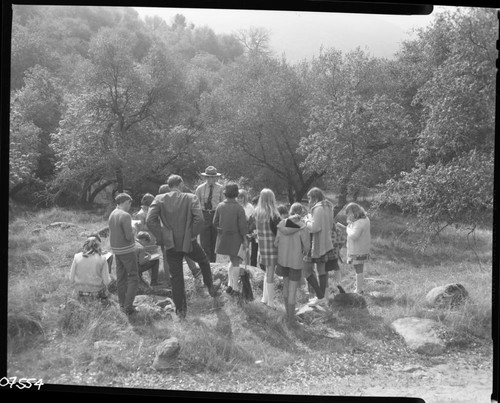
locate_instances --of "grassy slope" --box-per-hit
[7,205,493,394]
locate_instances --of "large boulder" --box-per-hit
[425,283,469,309]
[391,317,446,355]
[152,337,180,370]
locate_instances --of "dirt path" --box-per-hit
[98,344,492,402]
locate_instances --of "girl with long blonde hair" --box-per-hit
[254,188,281,308]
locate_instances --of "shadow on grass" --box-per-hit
[329,306,392,340]
[240,302,298,352]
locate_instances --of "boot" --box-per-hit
[287,304,297,327]
[261,279,268,304]
[231,265,241,293]
[267,282,275,308]
[355,272,364,294]
[318,274,327,300]
[306,274,321,301]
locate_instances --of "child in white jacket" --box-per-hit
[274,203,310,326]
[337,202,371,294]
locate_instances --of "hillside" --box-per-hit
[6,206,494,401]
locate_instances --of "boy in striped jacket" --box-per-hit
[108,193,139,315]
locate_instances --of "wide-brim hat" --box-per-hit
[201,166,222,177]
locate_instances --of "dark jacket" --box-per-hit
[146,190,204,253]
[213,198,248,256]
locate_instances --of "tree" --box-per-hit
[8,103,41,195]
[299,91,411,207]
[298,47,413,206]
[200,56,320,202]
[235,27,272,57]
[49,27,188,205]
[12,65,64,181]
[374,7,496,234]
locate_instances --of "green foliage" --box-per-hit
[200,56,317,201]
[9,4,495,228]
[376,8,496,233]
[373,150,494,234]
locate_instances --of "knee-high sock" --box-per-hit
[332,270,341,286]
[318,274,327,299]
[261,279,268,303]
[306,273,321,298]
[231,265,240,291]
[355,272,364,293]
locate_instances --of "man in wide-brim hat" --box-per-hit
[195,166,225,262]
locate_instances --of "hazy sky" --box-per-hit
[134,6,453,62]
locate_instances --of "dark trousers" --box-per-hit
[165,240,214,316]
[200,210,217,262]
[115,252,139,312]
[250,238,259,267]
[138,259,159,285]
[162,247,201,287]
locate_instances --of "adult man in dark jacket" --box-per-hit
[147,175,221,318]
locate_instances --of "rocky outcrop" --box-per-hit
[391,317,446,355]
[152,337,180,370]
[425,283,469,309]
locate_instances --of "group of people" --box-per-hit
[68,165,372,326]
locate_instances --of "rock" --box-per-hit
[295,304,327,325]
[156,297,174,309]
[47,222,86,230]
[323,328,346,339]
[368,291,393,299]
[391,317,446,355]
[425,283,469,309]
[152,337,180,370]
[331,292,367,308]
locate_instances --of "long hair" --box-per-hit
[82,237,102,257]
[345,202,367,221]
[307,187,325,206]
[255,188,280,222]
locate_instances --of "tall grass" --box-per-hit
[7,205,493,384]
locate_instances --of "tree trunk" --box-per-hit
[337,180,349,209]
[294,170,326,203]
[115,167,124,194]
[89,180,115,204]
[287,186,295,204]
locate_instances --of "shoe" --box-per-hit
[124,306,138,316]
[307,297,319,306]
[209,279,222,297]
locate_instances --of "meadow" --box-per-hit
[6,202,493,398]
